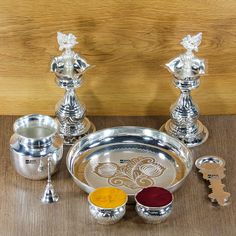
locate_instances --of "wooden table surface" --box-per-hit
[0,115,235,236]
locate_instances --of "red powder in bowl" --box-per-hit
[135,187,173,207]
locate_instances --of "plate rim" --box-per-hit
[66,126,193,195]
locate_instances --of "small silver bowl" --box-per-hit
[10,114,63,180]
[88,187,128,225]
[135,187,173,224]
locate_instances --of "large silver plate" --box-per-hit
[66,127,193,197]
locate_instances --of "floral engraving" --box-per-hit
[94,156,166,189]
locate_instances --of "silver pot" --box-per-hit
[10,114,63,180]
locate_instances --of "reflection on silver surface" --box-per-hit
[51,32,95,145]
[66,126,193,200]
[195,156,225,169]
[160,33,208,147]
[10,114,63,180]
[88,198,127,225]
[135,202,173,224]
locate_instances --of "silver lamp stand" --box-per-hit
[51,32,95,145]
[160,32,208,147]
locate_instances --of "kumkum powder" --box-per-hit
[89,187,127,208]
[135,186,173,207]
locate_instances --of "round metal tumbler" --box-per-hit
[51,32,95,145]
[160,33,208,147]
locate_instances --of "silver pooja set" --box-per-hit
[9,32,230,223]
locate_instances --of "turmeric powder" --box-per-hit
[89,187,127,208]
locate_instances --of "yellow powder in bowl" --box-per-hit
[89,187,127,208]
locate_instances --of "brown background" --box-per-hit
[0,0,236,116]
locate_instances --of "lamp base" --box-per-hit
[58,117,95,145]
[160,120,208,148]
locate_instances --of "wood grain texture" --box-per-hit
[0,115,236,236]
[0,0,236,115]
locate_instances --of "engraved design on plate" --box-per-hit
[94,156,166,189]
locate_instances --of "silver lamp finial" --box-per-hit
[181,32,202,53]
[57,32,78,51]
